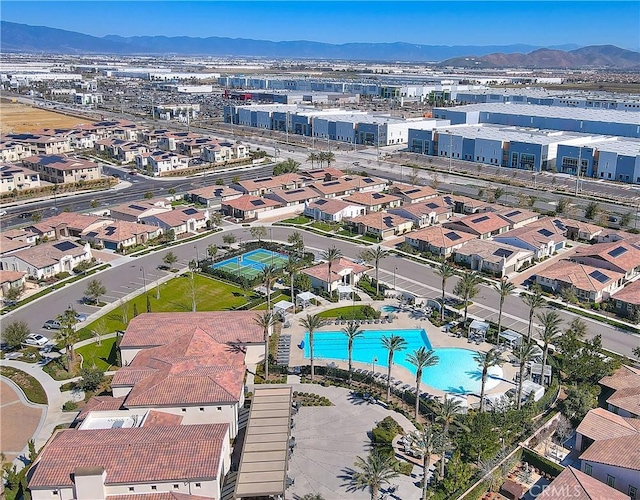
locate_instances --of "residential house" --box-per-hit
[449,195,492,214]
[611,280,640,321]
[535,466,629,500]
[5,132,72,155]
[493,207,540,229]
[81,221,163,251]
[493,219,567,259]
[535,260,624,303]
[110,200,172,223]
[234,174,307,196]
[0,140,32,162]
[264,186,320,207]
[156,132,199,151]
[310,178,358,199]
[135,151,189,176]
[185,185,243,208]
[342,191,402,212]
[0,240,92,279]
[0,164,41,193]
[444,212,511,239]
[301,257,368,293]
[405,226,477,258]
[28,423,231,500]
[141,207,210,237]
[22,154,101,184]
[454,239,534,277]
[26,213,106,241]
[574,407,640,451]
[349,212,413,240]
[389,183,438,204]
[572,241,640,280]
[116,142,149,164]
[0,235,31,257]
[600,366,640,418]
[303,198,365,222]
[596,228,627,244]
[343,175,388,193]
[300,167,343,181]
[221,195,281,220]
[559,218,604,241]
[0,270,27,299]
[201,141,247,164]
[388,197,452,228]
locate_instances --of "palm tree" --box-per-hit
[260,264,277,311]
[254,311,275,381]
[360,246,389,296]
[412,423,439,500]
[306,151,319,169]
[381,334,407,400]
[453,271,480,322]
[435,262,455,322]
[207,244,218,261]
[435,398,468,477]
[473,348,504,412]
[285,256,301,306]
[342,322,364,386]
[515,341,539,409]
[493,278,515,335]
[406,347,439,419]
[321,246,343,294]
[299,313,324,382]
[55,308,79,372]
[349,449,400,500]
[522,286,545,343]
[537,310,562,373]
[324,151,336,167]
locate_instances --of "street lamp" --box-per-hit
[194,245,200,269]
[140,266,148,301]
[372,357,378,374]
[393,266,398,290]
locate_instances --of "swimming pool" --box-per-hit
[210,249,289,279]
[380,305,400,313]
[303,328,502,394]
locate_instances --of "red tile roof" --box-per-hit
[350,212,412,231]
[444,211,511,235]
[536,260,623,293]
[535,466,629,500]
[611,280,640,306]
[119,312,264,349]
[222,195,281,212]
[75,396,125,422]
[342,191,402,207]
[573,240,640,273]
[305,198,361,215]
[0,270,26,284]
[29,423,229,488]
[606,387,640,417]
[406,226,477,249]
[600,365,640,391]
[301,258,368,283]
[27,212,104,234]
[108,494,212,500]
[579,434,640,471]
[143,410,184,427]
[576,408,639,442]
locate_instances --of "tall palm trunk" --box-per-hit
[415,370,422,420]
[310,331,315,381]
[422,454,431,500]
[479,368,488,412]
[386,359,392,400]
[527,309,534,343]
[440,278,446,321]
[375,261,380,296]
[348,340,353,386]
[497,297,504,335]
[264,330,269,381]
[440,422,450,477]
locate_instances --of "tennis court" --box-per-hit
[211,248,289,280]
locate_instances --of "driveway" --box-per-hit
[286,382,424,500]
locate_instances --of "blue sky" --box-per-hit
[2,1,639,49]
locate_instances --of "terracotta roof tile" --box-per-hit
[576,408,639,442]
[142,410,184,427]
[9,240,89,268]
[29,424,229,488]
[108,494,212,500]
[600,365,640,391]
[305,198,361,215]
[75,396,125,422]
[0,270,27,284]
[343,191,402,207]
[389,183,437,200]
[301,257,368,283]
[349,212,412,231]
[444,211,511,235]
[579,434,640,471]
[573,240,640,273]
[611,280,640,306]
[222,195,281,211]
[406,226,477,249]
[536,260,623,293]
[606,387,640,417]
[536,466,629,500]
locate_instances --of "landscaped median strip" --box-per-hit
[0,366,48,405]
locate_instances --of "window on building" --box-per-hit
[199,407,205,412]
[195,483,202,488]
[217,406,222,411]
[173,484,179,490]
[181,408,186,412]
[629,486,637,500]
[584,464,592,475]
[607,475,615,488]
[129,487,135,492]
[151,486,157,491]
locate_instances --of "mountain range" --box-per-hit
[1,21,639,69]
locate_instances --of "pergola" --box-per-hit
[468,319,489,339]
[337,284,355,301]
[296,291,317,309]
[499,329,523,349]
[273,300,294,320]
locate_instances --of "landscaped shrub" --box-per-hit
[62,401,78,411]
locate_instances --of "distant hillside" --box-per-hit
[1,21,586,63]
[440,45,640,69]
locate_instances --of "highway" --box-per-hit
[4,224,638,358]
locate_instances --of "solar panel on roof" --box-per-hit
[608,246,628,258]
[53,241,77,252]
[471,215,490,224]
[315,199,327,205]
[406,189,420,194]
[426,203,439,209]
[251,200,266,206]
[537,228,554,237]
[324,181,340,186]
[445,231,462,241]
[363,178,374,183]
[372,193,384,199]
[287,189,305,194]
[105,227,116,236]
[589,270,611,284]
[183,208,199,215]
[505,210,522,218]
[129,205,147,211]
[493,248,514,258]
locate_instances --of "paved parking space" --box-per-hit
[287,383,423,500]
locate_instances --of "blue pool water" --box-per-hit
[380,305,400,313]
[303,328,501,394]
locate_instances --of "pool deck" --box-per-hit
[285,298,518,408]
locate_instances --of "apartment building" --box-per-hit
[22,154,101,184]
[0,163,41,193]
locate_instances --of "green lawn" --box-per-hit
[318,305,373,319]
[359,234,381,243]
[76,274,257,342]
[310,221,339,232]
[281,215,312,225]
[76,337,119,372]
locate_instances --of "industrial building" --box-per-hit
[432,103,640,138]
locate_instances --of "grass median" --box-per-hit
[0,366,48,405]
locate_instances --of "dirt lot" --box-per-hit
[0,101,89,134]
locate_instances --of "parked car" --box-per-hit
[18,212,33,219]
[42,319,62,330]
[0,209,7,217]
[23,334,49,346]
[75,313,88,323]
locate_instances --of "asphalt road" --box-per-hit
[4,224,638,358]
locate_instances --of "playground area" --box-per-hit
[211,248,289,280]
